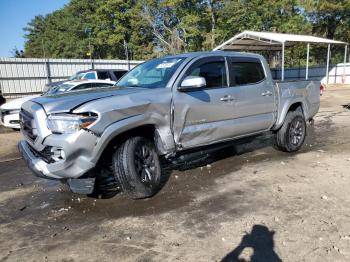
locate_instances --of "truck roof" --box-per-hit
[78,69,128,73]
[163,50,263,60]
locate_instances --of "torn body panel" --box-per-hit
[74,87,175,156]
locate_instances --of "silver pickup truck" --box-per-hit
[18,51,320,199]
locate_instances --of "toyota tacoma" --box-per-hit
[18,51,320,199]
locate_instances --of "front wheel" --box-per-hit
[274,110,307,152]
[112,136,163,199]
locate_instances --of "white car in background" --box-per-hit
[0,80,116,130]
[0,95,39,129]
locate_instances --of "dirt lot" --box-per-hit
[1,89,350,262]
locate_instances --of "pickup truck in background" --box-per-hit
[45,68,128,90]
[18,51,320,199]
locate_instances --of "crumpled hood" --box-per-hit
[30,87,148,114]
[1,95,40,110]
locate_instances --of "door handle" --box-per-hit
[220,95,235,102]
[261,90,273,96]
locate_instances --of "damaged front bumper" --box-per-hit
[18,140,96,194]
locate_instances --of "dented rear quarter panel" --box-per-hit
[273,80,320,130]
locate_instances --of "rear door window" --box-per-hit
[230,60,265,85]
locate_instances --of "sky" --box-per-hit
[0,0,69,57]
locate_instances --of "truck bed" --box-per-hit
[273,80,320,129]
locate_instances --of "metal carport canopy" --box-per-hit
[213,31,348,82]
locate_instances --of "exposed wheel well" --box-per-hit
[288,102,303,114]
[97,124,157,167]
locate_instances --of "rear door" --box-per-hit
[172,56,239,148]
[227,56,276,135]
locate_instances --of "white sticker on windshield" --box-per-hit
[156,60,179,69]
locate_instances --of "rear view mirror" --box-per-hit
[179,76,206,91]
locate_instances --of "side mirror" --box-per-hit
[179,76,206,91]
[127,78,139,86]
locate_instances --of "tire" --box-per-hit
[112,136,163,199]
[274,110,306,152]
[88,168,121,199]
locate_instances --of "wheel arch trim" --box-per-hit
[273,99,307,130]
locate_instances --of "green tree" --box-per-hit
[301,0,350,64]
[24,0,348,64]
[23,15,47,57]
[24,0,104,58]
[93,0,154,59]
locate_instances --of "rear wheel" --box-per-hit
[112,136,163,199]
[274,110,306,152]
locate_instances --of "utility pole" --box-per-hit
[41,38,46,58]
[124,39,130,70]
[41,38,51,85]
[85,28,93,69]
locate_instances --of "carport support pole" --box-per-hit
[281,43,285,81]
[306,43,310,80]
[343,45,348,83]
[326,44,331,84]
[344,45,348,64]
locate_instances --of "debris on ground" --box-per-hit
[18,206,26,211]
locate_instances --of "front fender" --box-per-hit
[90,114,175,164]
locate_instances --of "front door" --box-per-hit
[172,56,238,149]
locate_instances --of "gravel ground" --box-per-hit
[1,89,350,262]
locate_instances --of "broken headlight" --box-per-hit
[46,113,98,134]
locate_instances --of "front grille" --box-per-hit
[19,109,37,141]
[28,145,54,163]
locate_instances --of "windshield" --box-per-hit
[45,83,75,95]
[69,72,85,80]
[116,57,185,89]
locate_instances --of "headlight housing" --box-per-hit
[46,113,98,134]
